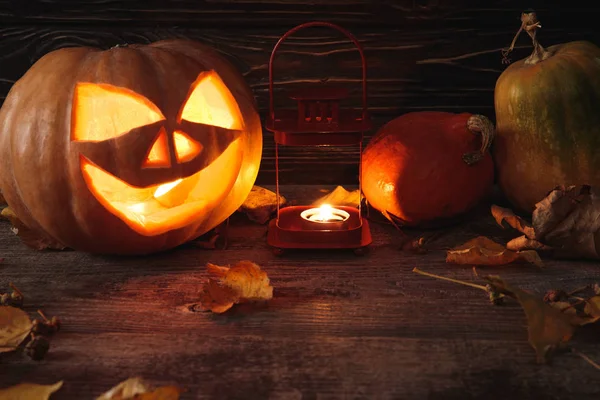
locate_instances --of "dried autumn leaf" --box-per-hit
[0,207,68,251]
[313,186,361,207]
[0,305,33,353]
[446,236,543,267]
[198,261,273,313]
[494,185,600,259]
[582,296,600,324]
[485,276,577,363]
[491,204,536,238]
[97,377,181,400]
[239,186,286,224]
[0,381,63,400]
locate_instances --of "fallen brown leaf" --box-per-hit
[313,186,360,207]
[0,381,63,400]
[239,186,286,224]
[198,260,273,313]
[485,276,577,363]
[0,208,68,251]
[446,236,543,267]
[97,377,182,400]
[493,185,600,259]
[491,205,536,238]
[0,305,33,353]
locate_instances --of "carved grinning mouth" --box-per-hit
[80,137,242,236]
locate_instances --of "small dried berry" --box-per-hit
[486,284,505,305]
[544,289,569,303]
[32,310,61,336]
[25,335,50,361]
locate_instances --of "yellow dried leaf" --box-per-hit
[96,377,182,400]
[446,236,543,267]
[199,261,273,313]
[313,186,360,207]
[486,276,577,363]
[239,186,286,224]
[581,296,600,325]
[0,305,33,353]
[0,207,67,251]
[0,381,63,400]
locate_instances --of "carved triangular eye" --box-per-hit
[179,71,243,130]
[173,130,203,163]
[143,127,171,168]
[72,83,164,142]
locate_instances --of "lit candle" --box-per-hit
[300,204,350,223]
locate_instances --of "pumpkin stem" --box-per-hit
[462,114,495,166]
[501,11,550,65]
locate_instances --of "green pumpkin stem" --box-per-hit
[501,11,550,65]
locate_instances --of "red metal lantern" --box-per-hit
[265,21,372,256]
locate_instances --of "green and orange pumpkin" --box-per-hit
[494,12,600,212]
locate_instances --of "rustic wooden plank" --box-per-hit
[1,0,598,30]
[0,185,600,399]
[2,21,599,184]
[0,0,508,26]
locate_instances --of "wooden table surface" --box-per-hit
[1,185,600,399]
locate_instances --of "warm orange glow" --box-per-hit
[143,128,171,168]
[154,179,183,198]
[179,71,243,130]
[79,137,243,236]
[72,83,164,141]
[173,130,203,163]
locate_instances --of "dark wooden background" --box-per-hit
[1,1,599,184]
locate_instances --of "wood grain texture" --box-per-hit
[1,185,600,399]
[1,2,600,184]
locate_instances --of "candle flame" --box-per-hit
[316,204,334,221]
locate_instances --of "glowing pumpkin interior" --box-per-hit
[72,71,244,236]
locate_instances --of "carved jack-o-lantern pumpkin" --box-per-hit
[0,40,262,254]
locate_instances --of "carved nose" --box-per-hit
[143,127,171,168]
[142,127,203,169]
[173,130,203,163]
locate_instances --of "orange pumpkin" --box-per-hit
[361,112,494,227]
[0,39,262,254]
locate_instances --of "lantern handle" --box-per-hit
[268,21,368,123]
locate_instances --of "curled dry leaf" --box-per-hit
[97,377,181,400]
[485,276,577,363]
[446,236,543,267]
[491,205,536,238]
[0,207,68,251]
[0,381,63,400]
[198,260,273,313]
[239,186,286,224]
[313,186,361,207]
[0,305,33,353]
[493,185,600,259]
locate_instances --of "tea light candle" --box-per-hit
[300,204,350,223]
